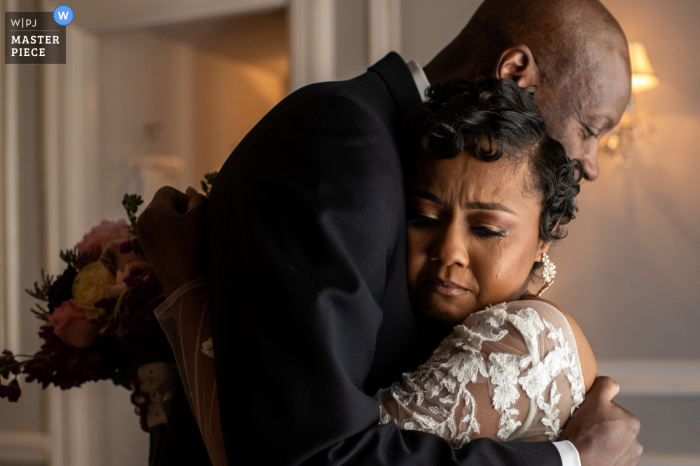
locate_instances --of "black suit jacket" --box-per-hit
[203,52,561,466]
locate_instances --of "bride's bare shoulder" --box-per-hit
[519,294,598,392]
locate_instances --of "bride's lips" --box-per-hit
[424,278,470,297]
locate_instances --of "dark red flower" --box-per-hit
[0,379,21,402]
[47,267,77,312]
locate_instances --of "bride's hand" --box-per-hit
[130,377,150,432]
[137,186,207,296]
[560,376,642,466]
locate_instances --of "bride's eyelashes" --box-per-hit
[407,212,440,228]
[407,210,508,238]
[471,226,506,238]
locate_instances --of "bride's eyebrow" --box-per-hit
[410,190,516,215]
[410,189,443,205]
[464,201,516,215]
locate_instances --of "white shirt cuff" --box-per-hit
[552,440,581,466]
[153,277,208,321]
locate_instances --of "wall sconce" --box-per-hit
[600,41,659,165]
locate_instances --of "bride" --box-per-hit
[142,77,592,464]
[375,77,593,445]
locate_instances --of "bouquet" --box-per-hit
[0,173,216,465]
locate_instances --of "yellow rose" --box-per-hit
[72,261,115,320]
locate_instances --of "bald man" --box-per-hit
[425,0,630,181]
[139,0,642,465]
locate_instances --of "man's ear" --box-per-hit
[496,45,539,88]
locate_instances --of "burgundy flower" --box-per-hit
[47,267,77,312]
[0,350,19,379]
[0,379,21,402]
[119,238,143,256]
[22,326,119,391]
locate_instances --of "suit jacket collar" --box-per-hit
[369,52,422,114]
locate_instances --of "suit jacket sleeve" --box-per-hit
[206,89,562,466]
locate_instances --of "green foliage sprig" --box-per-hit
[59,247,91,271]
[122,194,143,235]
[200,172,218,198]
[25,270,54,301]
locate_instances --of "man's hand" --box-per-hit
[137,186,207,296]
[560,376,643,466]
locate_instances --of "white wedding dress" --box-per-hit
[155,283,585,465]
[375,300,585,446]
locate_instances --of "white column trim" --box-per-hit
[288,0,337,91]
[1,0,22,354]
[47,390,68,466]
[597,359,700,396]
[366,0,401,66]
[39,24,101,466]
[41,47,63,273]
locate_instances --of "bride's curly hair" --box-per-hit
[405,76,582,244]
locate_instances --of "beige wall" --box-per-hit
[98,11,288,220]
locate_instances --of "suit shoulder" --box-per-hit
[281,73,396,122]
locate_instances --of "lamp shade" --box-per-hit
[629,41,659,93]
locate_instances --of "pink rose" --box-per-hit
[77,220,131,262]
[46,299,99,348]
[103,261,152,298]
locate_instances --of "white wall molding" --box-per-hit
[366,0,401,66]
[74,0,287,33]
[640,454,700,466]
[1,0,22,354]
[0,431,50,463]
[0,0,5,353]
[597,359,700,396]
[38,22,102,466]
[289,0,336,91]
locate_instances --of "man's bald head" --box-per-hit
[424,0,632,180]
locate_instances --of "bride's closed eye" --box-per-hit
[471,225,506,238]
[407,211,440,228]
[408,211,507,239]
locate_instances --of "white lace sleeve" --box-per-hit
[154,279,227,466]
[375,300,585,447]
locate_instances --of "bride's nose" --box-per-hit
[430,222,469,268]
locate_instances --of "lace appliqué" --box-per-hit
[517,317,584,440]
[377,304,512,448]
[201,338,214,359]
[376,302,585,446]
[544,319,585,415]
[488,352,523,439]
